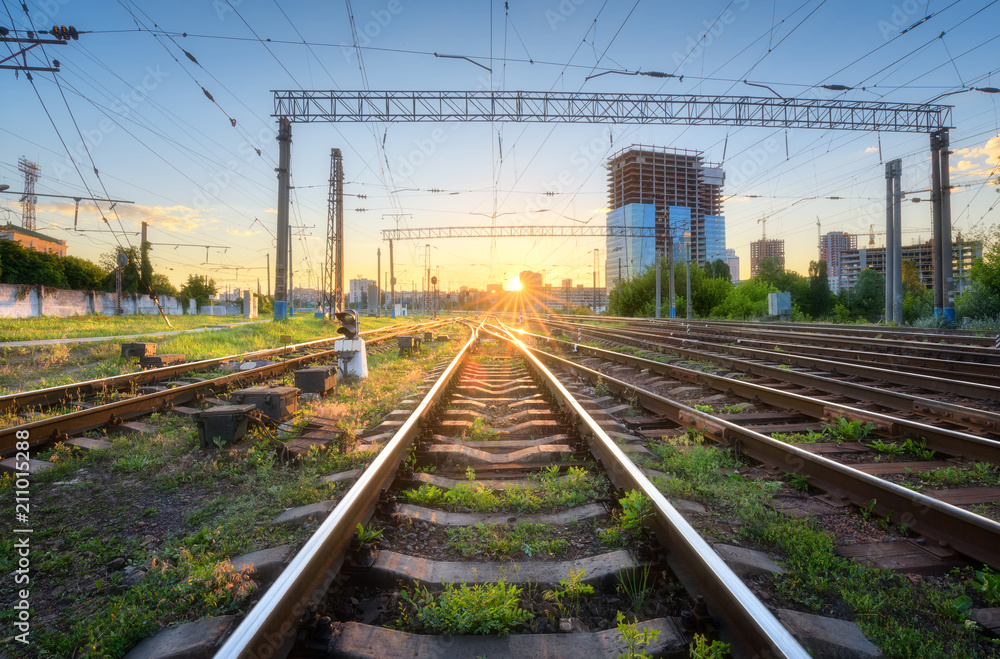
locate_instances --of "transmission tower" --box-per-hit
[324,148,343,316]
[18,157,38,231]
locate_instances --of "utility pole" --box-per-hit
[592,248,598,311]
[18,157,38,231]
[655,249,661,319]
[266,253,271,297]
[376,248,381,318]
[686,243,692,319]
[617,258,622,315]
[389,240,395,316]
[424,244,431,315]
[274,117,291,319]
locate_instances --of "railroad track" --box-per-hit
[216,320,808,658]
[0,319,452,459]
[528,317,1000,412]
[513,324,1000,577]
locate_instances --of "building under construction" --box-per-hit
[605,146,725,288]
[840,240,981,293]
[749,239,785,277]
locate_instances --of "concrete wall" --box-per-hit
[0,284,196,318]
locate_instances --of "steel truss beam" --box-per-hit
[273,90,952,133]
[382,225,655,241]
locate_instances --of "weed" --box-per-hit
[466,416,500,441]
[694,404,714,414]
[773,346,784,352]
[446,522,568,559]
[615,612,661,659]
[722,403,746,414]
[354,523,383,548]
[778,364,791,370]
[402,483,445,507]
[824,417,877,441]
[595,375,612,398]
[600,490,652,546]
[618,564,652,614]
[869,439,906,455]
[543,568,594,617]
[787,473,811,492]
[398,580,530,635]
[970,567,1000,606]
[690,633,730,658]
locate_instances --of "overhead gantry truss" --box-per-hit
[273,90,952,133]
[382,225,656,240]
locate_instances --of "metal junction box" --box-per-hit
[195,404,255,448]
[230,385,300,421]
[294,365,337,394]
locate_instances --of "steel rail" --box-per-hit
[544,319,1000,402]
[481,323,809,658]
[216,324,477,658]
[518,328,1000,462]
[652,317,998,347]
[534,319,1000,433]
[0,322,449,456]
[0,320,447,414]
[527,312,997,347]
[635,321,1000,368]
[522,340,1000,570]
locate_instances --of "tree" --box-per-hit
[140,240,153,292]
[807,260,833,318]
[702,258,732,282]
[99,247,142,293]
[901,259,932,324]
[64,255,107,290]
[0,240,68,287]
[957,227,1000,321]
[149,273,178,297]
[179,274,217,309]
[709,278,776,319]
[839,268,884,323]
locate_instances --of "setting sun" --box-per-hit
[504,276,522,291]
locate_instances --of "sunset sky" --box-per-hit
[1,0,998,294]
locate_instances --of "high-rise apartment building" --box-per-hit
[820,231,857,293]
[605,146,725,288]
[725,248,740,281]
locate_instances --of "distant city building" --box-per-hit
[840,240,981,292]
[348,277,378,311]
[820,231,857,293]
[0,223,67,257]
[725,248,740,281]
[604,145,725,290]
[519,270,542,292]
[486,283,502,294]
[749,239,785,277]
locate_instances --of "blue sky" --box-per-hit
[1,0,998,293]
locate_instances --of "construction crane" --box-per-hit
[850,223,926,246]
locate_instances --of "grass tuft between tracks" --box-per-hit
[0,333,459,659]
[644,436,1000,659]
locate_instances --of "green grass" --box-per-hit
[402,466,608,513]
[643,440,996,658]
[0,335,458,658]
[398,581,530,635]
[0,313,261,342]
[446,522,569,558]
[0,315,424,395]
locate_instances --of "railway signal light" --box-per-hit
[335,309,359,340]
[49,25,79,40]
